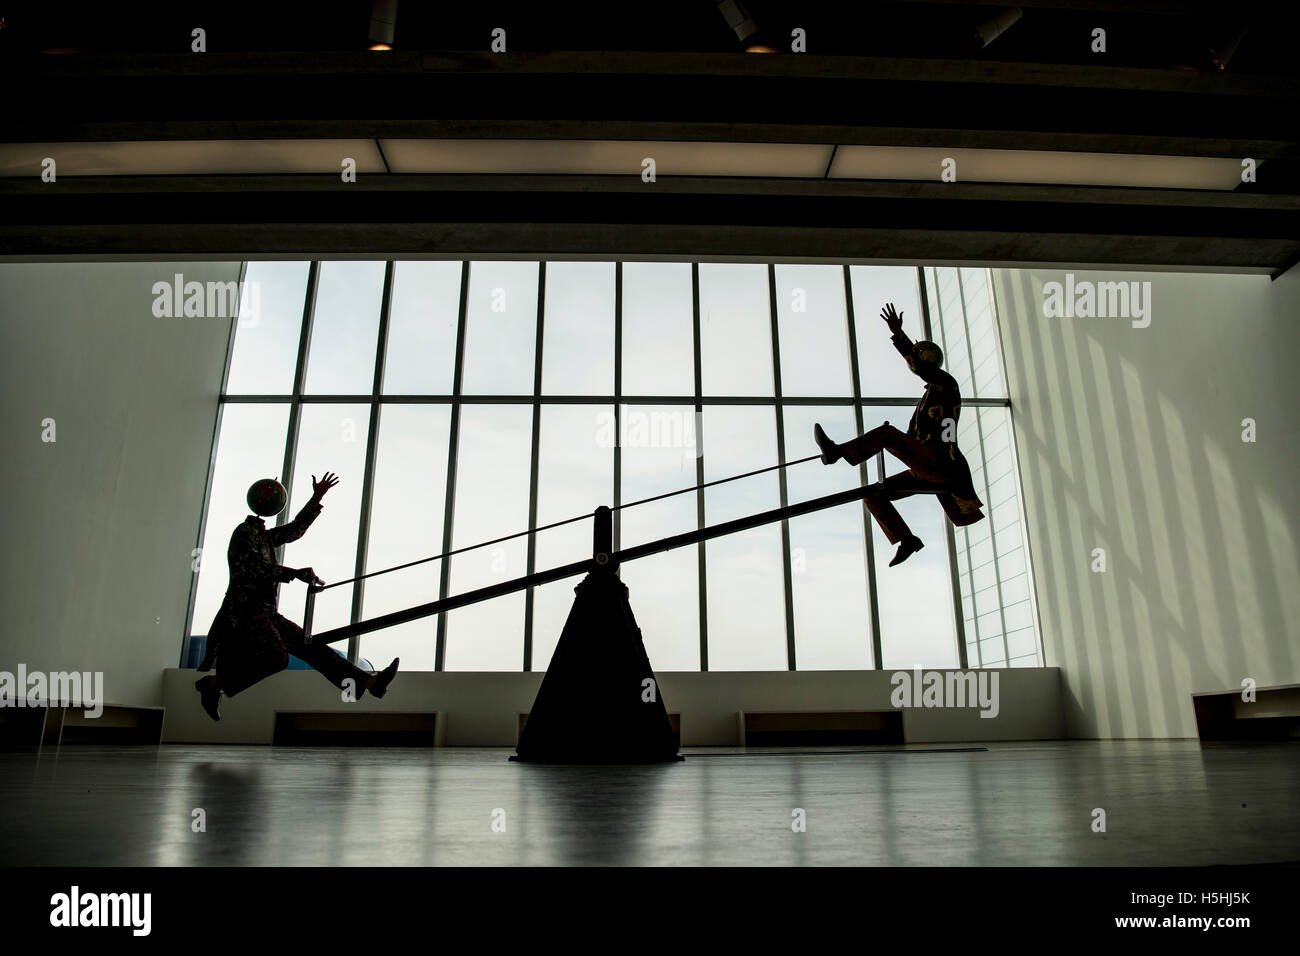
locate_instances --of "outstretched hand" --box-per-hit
[311,472,340,502]
[881,303,904,334]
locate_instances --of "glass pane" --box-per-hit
[541,262,615,395]
[461,261,539,395]
[699,263,773,396]
[619,404,701,671]
[781,405,873,669]
[774,264,852,397]
[702,405,786,670]
[953,406,1039,668]
[961,269,1006,399]
[442,404,534,670]
[383,261,461,394]
[358,404,453,672]
[303,261,386,394]
[205,257,1014,679]
[860,403,959,669]
[188,404,290,659]
[278,404,372,638]
[224,262,309,395]
[927,267,1008,401]
[530,405,614,669]
[622,262,695,396]
[926,267,970,402]
[850,266,924,399]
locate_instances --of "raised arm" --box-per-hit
[881,303,945,385]
[265,499,322,547]
[266,472,337,546]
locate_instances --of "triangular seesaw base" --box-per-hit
[512,568,682,764]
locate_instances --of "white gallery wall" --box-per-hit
[158,667,1064,745]
[994,266,1300,738]
[0,262,240,708]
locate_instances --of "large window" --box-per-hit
[186,261,1041,672]
[926,267,1042,667]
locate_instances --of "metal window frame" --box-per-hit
[434,261,472,671]
[521,262,547,671]
[270,260,321,614]
[612,262,624,555]
[691,262,710,672]
[841,265,884,670]
[918,266,971,671]
[954,268,1012,667]
[348,260,396,666]
[929,267,985,667]
[766,264,798,671]
[221,393,1008,408]
[194,257,1026,676]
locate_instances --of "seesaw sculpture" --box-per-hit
[202,302,985,763]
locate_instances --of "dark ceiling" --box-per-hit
[2,0,1295,72]
[1,1,1297,271]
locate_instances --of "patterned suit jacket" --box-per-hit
[891,331,985,526]
[199,499,323,671]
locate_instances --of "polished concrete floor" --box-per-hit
[1,741,1297,866]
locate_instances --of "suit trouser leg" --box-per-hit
[839,424,921,467]
[863,473,954,544]
[275,614,372,694]
[865,475,925,545]
[844,426,926,543]
[841,423,960,544]
[866,471,959,544]
[865,492,909,545]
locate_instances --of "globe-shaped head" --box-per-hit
[246,478,288,517]
[915,341,944,367]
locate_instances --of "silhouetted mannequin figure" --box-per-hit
[814,303,985,567]
[195,472,398,720]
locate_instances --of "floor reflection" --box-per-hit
[0,741,1295,866]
